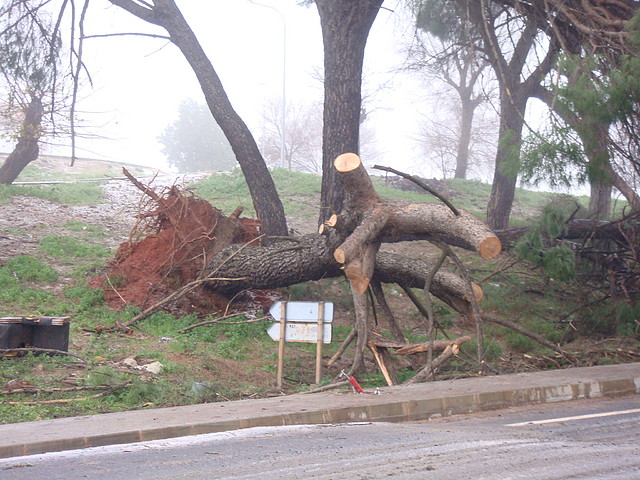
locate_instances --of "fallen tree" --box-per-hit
[99,155,518,383]
[201,153,502,378]
[94,154,640,385]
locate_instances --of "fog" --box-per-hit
[43,0,431,175]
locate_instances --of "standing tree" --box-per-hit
[412,0,494,180]
[465,2,558,229]
[488,0,640,217]
[0,3,62,184]
[315,0,384,224]
[107,0,288,238]
[259,98,323,173]
[158,99,236,173]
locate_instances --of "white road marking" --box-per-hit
[506,407,640,427]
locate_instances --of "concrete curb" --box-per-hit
[1,363,639,459]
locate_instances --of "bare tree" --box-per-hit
[315,0,384,224]
[409,0,496,180]
[0,2,65,184]
[259,98,323,173]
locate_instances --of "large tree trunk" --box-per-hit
[206,154,500,321]
[589,179,612,219]
[486,92,527,230]
[454,93,478,180]
[315,0,383,225]
[585,123,613,219]
[108,0,288,239]
[0,96,43,185]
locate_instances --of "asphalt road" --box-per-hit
[2,396,639,480]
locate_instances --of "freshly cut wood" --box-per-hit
[319,214,339,234]
[406,341,463,384]
[396,336,471,355]
[369,333,472,355]
[334,153,380,210]
[343,243,380,294]
[368,343,398,386]
[333,153,499,302]
[386,204,501,259]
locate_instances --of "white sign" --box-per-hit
[268,301,334,324]
[267,322,332,344]
[267,301,334,344]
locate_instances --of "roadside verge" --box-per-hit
[1,363,639,459]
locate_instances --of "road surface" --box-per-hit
[1,396,639,479]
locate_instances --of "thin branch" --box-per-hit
[1,382,130,405]
[326,327,356,368]
[372,165,460,216]
[301,379,350,394]
[83,32,170,41]
[0,347,86,362]
[1,384,113,395]
[423,247,449,380]
[177,315,270,333]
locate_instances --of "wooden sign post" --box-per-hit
[267,301,334,387]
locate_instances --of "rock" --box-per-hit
[122,357,138,368]
[140,361,163,374]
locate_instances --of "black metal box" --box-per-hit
[0,316,70,352]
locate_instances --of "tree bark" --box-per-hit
[454,95,476,180]
[206,155,498,321]
[466,5,556,230]
[108,0,288,239]
[0,96,44,185]
[315,0,383,225]
[486,91,527,230]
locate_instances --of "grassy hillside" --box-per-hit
[0,160,636,425]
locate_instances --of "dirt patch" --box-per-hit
[89,179,264,316]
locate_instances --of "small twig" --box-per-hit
[106,276,246,332]
[423,247,449,380]
[105,274,127,305]
[373,164,460,216]
[326,328,357,368]
[178,315,270,333]
[483,314,572,359]
[1,382,130,405]
[1,385,113,395]
[301,380,350,394]
[399,285,447,336]
[0,348,86,363]
[479,257,520,283]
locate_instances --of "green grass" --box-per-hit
[191,167,322,219]
[39,236,112,262]
[0,162,635,424]
[0,183,104,206]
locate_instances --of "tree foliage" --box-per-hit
[0,2,64,138]
[259,98,323,173]
[0,1,67,184]
[158,99,235,173]
[514,202,577,281]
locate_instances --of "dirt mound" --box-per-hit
[90,178,261,316]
